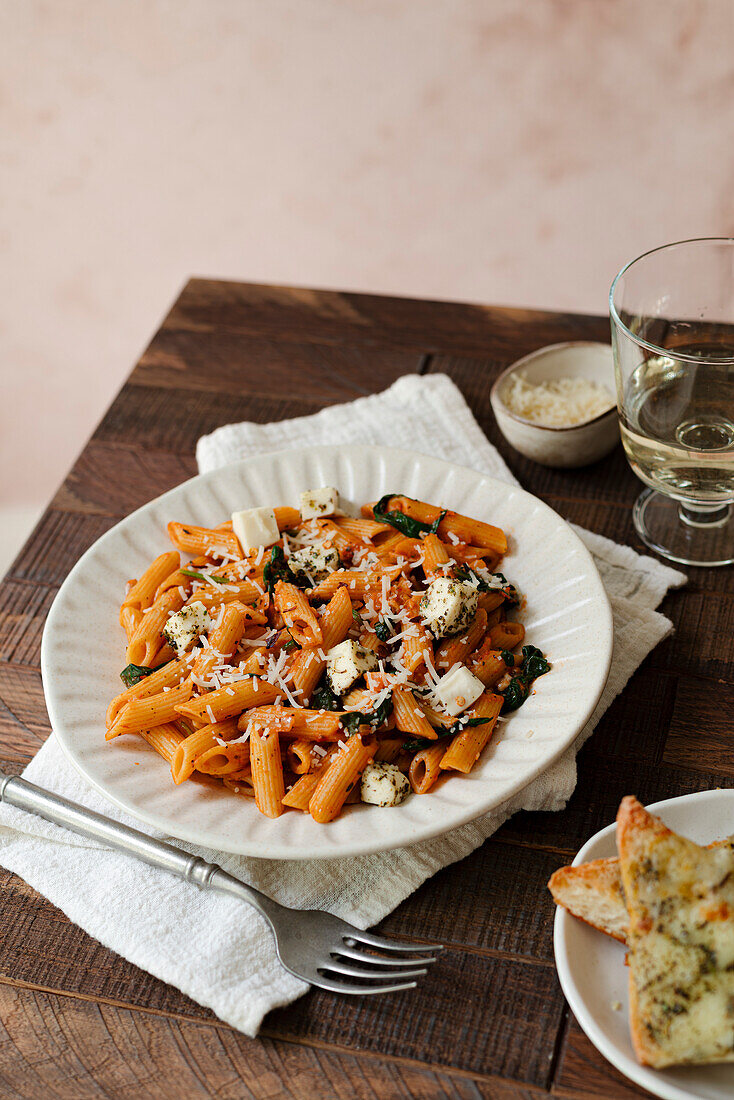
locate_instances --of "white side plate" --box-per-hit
[42,444,613,859]
[554,788,734,1100]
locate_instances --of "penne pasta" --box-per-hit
[286,739,316,775]
[488,621,525,651]
[170,717,241,783]
[362,496,508,554]
[249,724,286,817]
[126,587,186,666]
[107,679,194,740]
[434,608,488,671]
[392,687,437,739]
[106,654,193,728]
[282,771,322,810]
[167,522,242,561]
[421,533,450,575]
[176,677,280,725]
[440,692,503,773]
[106,487,547,822]
[274,506,301,531]
[121,552,181,619]
[139,722,185,766]
[273,581,323,646]
[409,743,447,793]
[309,570,367,600]
[309,735,377,823]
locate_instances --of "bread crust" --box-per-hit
[548,857,628,943]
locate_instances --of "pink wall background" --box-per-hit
[2,0,733,569]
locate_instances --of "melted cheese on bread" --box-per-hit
[548,837,734,946]
[618,796,734,1068]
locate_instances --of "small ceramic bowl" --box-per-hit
[490,341,619,468]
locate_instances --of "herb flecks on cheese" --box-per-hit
[325,639,378,696]
[288,544,340,585]
[300,487,339,521]
[361,762,410,807]
[618,795,734,1068]
[420,576,478,639]
[162,601,212,656]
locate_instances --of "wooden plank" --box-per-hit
[553,1017,650,1099]
[0,864,562,1085]
[6,511,118,588]
[575,665,678,768]
[663,676,734,777]
[165,279,609,358]
[131,326,423,397]
[646,590,734,682]
[499,751,729,857]
[0,666,49,761]
[0,983,539,1100]
[0,582,57,668]
[266,953,564,1085]
[52,442,197,518]
[380,838,564,962]
[94,383,325,454]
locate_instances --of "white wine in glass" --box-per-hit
[611,240,734,566]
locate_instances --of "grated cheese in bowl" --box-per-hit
[501,372,615,428]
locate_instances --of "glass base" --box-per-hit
[633,489,734,567]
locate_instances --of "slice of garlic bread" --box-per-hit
[618,796,734,1068]
[548,857,629,942]
[548,837,734,946]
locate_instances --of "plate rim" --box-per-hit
[41,442,614,858]
[553,788,734,1100]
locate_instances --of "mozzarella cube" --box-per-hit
[161,601,212,656]
[325,639,378,695]
[420,577,478,639]
[300,486,339,521]
[433,664,485,717]
[288,544,340,584]
[232,506,279,553]
[360,762,410,807]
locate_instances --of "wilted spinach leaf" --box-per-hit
[312,682,341,711]
[499,644,550,713]
[120,663,155,688]
[373,495,446,539]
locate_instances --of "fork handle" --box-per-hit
[0,773,281,924]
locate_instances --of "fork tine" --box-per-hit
[325,960,428,981]
[314,973,419,996]
[345,931,444,954]
[336,943,439,967]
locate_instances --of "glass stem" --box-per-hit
[678,501,732,529]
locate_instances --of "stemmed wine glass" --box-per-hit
[610,238,734,566]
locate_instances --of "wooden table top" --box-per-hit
[0,279,727,1100]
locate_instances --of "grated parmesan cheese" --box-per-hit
[502,372,614,427]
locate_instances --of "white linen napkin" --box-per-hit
[0,373,685,1036]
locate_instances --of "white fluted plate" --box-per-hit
[554,789,734,1100]
[42,445,613,859]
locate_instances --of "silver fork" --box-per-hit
[0,773,443,995]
